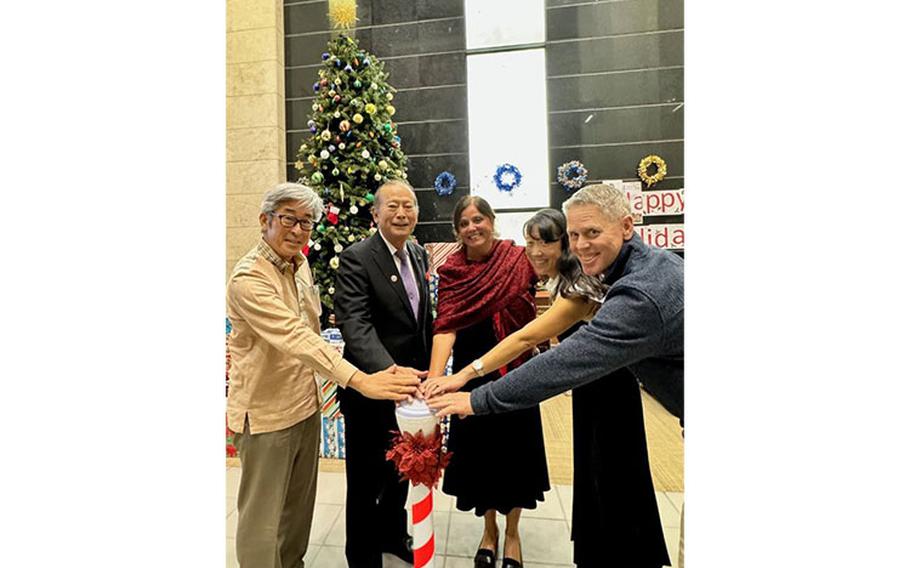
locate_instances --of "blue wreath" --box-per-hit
[493,163,522,193]
[434,171,456,196]
[557,160,588,191]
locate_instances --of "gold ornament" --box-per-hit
[328,0,357,30]
[365,103,377,115]
[637,154,668,188]
[353,113,364,124]
[386,105,395,116]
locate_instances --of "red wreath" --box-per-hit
[385,426,452,488]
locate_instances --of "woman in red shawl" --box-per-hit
[429,195,549,568]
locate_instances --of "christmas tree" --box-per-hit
[294,32,408,311]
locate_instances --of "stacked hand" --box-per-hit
[425,391,474,418]
[416,372,475,418]
[350,364,426,401]
[418,372,469,399]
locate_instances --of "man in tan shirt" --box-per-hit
[227,182,421,568]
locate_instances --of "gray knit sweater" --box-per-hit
[470,233,684,421]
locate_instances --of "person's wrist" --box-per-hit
[349,370,367,391]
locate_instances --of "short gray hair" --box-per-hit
[260,182,324,222]
[374,179,419,211]
[562,183,630,221]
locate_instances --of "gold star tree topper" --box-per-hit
[328,0,357,30]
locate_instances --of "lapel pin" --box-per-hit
[391,275,398,282]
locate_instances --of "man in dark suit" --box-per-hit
[333,179,433,567]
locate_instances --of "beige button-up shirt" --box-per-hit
[226,239,358,434]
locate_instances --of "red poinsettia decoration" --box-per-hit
[385,426,452,488]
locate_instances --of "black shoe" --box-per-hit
[382,535,414,564]
[502,558,523,568]
[474,548,496,567]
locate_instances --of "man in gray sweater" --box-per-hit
[427,182,683,423]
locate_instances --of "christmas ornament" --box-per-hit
[383,122,392,133]
[312,82,320,92]
[348,235,356,242]
[354,80,362,89]
[320,78,329,87]
[637,154,668,188]
[362,149,370,158]
[333,96,341,104]
[311,171,324,184]
[374,173,382,181]
[350,205,359,214]
[365,193,375,203]
[434,171,456,196]
[320,150,330,159]
[312,103,319,111]
[386,105,396,116]
[344,64,353,72]
[557,160,588,191]
[294,160,304,171]
[333,111,341,118]
[334,243,343,253]
[339,143,346,150]
[339,120,351,132]
[307,120,315,128]
[329,89,336,97]
[321,130,331,141]
[332,168,340,176]
[353,113,364,124]
[494,163,522,193]
[322,52,330,60]
[330,256,340,269]
[378,160,388,170]
[328,286,335,295]
[313,242,322,251]
[365,103,377,115]
[387,93,394,101]
[328,145,336,152]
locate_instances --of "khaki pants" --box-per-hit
[234,413,320,568]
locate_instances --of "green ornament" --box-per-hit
[354,80,362,89]
[332,168,340,176]
[311,171,324,184]
[365,193,375,203]
[383,122,392,133]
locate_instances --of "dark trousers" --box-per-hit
[340,393,409,568]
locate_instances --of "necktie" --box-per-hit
[395,248,420,320]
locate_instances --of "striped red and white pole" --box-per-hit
[410,483,436,568]
[394,400,440,568]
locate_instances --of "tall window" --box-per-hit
[464,0,548,243]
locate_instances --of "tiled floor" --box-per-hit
[226,467,683,567]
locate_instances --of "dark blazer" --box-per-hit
[334,232,433,388]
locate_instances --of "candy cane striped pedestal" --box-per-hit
[394,400,440,568]
[410,483,435,568]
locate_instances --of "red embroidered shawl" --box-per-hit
[434,240,538,374]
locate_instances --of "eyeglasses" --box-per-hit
[270,213,314,230]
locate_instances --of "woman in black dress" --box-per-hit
[424,209,670,568]
[429,196,550,568]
